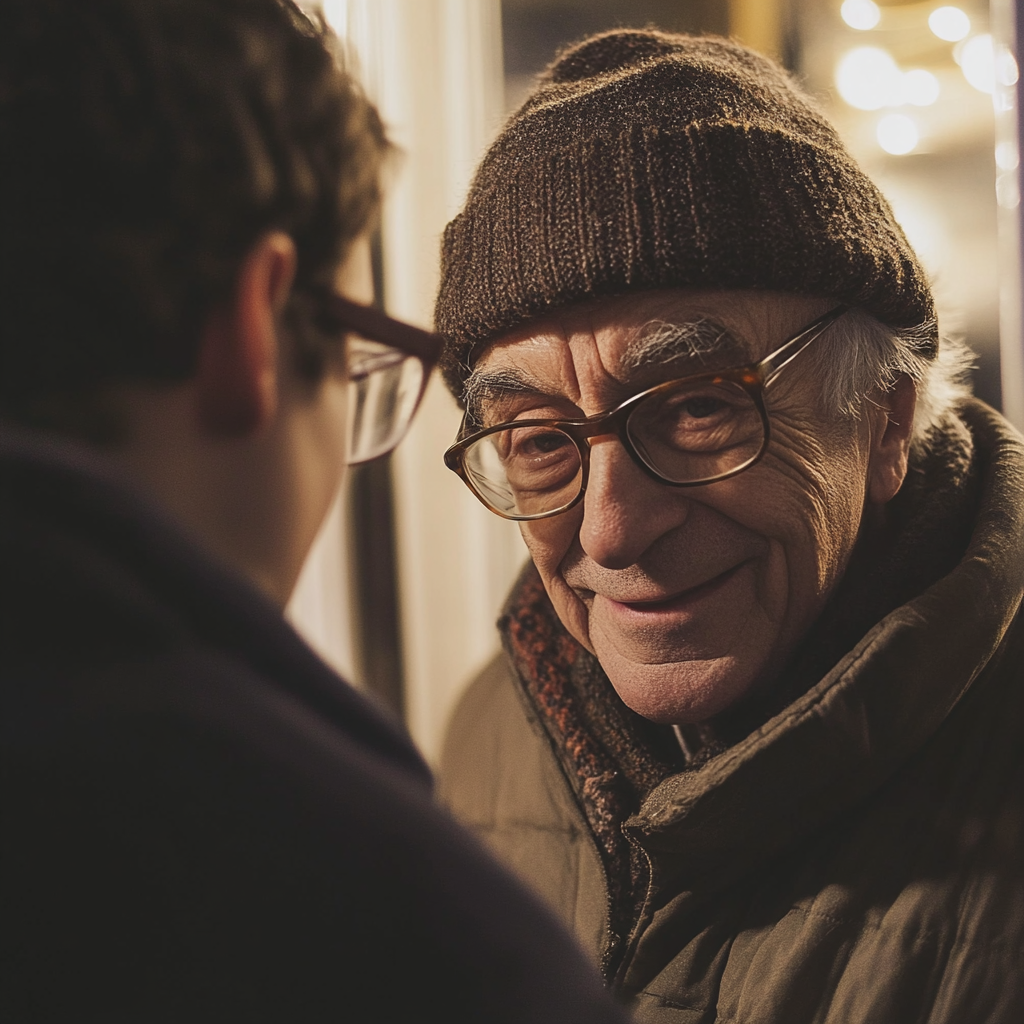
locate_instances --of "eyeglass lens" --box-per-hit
[346,336,426,464]
[461,377,764,518]
[463,425,584,518]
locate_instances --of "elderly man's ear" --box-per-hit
[194,232,298,437]
[866,373,917,507]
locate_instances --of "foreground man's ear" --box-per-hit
[195,232,298,437]
[866,373,917,506]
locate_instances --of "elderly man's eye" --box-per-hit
[479,425,581,502]
[677,395,728,420]
[508,428,574,459]
[661,387,740,425]
[630,380,760,460]
[527,431,571,454]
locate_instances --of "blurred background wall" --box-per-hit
[288,0,1022,763]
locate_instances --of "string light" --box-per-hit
[928,7,971,43]
[996,141,1019,171]
[877,114,919,155]
[960,34,995,94]
[840,0,881,31]
[836,47,902,110]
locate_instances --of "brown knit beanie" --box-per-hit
[436,29,937,400]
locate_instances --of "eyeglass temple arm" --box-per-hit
[319,292,443,365]
[761,304,848,387]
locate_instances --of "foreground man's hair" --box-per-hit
[0,0,387,433]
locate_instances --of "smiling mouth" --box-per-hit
[615,563,747,613]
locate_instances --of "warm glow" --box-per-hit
[928,7,971,43]
[960,34,995,94]
[836,47,902,110]
[902,69,940,106]
[996,140,1020,171]
[877,113,919,155]
[997,174,1021,209]
[885,190,946,272]
[321,0,348,35]
[841,0,881,31]
[997,48,1020,87]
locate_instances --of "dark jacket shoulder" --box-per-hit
[0,430,627,1024]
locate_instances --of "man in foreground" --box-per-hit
[0,2,629,1020]
[438,29,1024,1021]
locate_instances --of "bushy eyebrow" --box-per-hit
[462,318,750,422]
[462,367,558,424]
[620,317,748,373]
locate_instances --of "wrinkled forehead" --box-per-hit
[466,289,832,409]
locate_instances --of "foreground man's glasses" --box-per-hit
[444,305,848,521]
[314,292,442,464]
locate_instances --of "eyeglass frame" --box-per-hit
[443,304,848,521]
[310,289,443,461]
[311,288,442,367]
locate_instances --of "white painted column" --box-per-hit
[320,0,528,762]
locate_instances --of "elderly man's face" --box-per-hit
[471,290,912,723]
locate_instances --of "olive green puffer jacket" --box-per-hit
[439,401,1024,1023]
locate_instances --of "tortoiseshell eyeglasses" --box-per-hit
[444,305,847,521]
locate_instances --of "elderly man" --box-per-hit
[438,29,1024,1023]
[0,2,631,1020]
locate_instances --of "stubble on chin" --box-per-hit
[587,625,751,723]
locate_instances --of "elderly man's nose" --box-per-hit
[578,439,689,569]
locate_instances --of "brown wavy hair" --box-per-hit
[0,0,389,432]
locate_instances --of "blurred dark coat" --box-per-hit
[440,400,1024,1023]
[0,428,628,1024]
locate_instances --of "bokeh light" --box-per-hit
[960,34,995,94]
[995,140,1019,171]
[902,69,940,106]
[996,48,1020,87]
[996,174,1021,209]
[841,0,881,32]
[877,113,919,155]
[836,47,902,110]
[928,6,971,43]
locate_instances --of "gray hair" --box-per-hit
[629,309,974,451]
[810,307,974,450]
